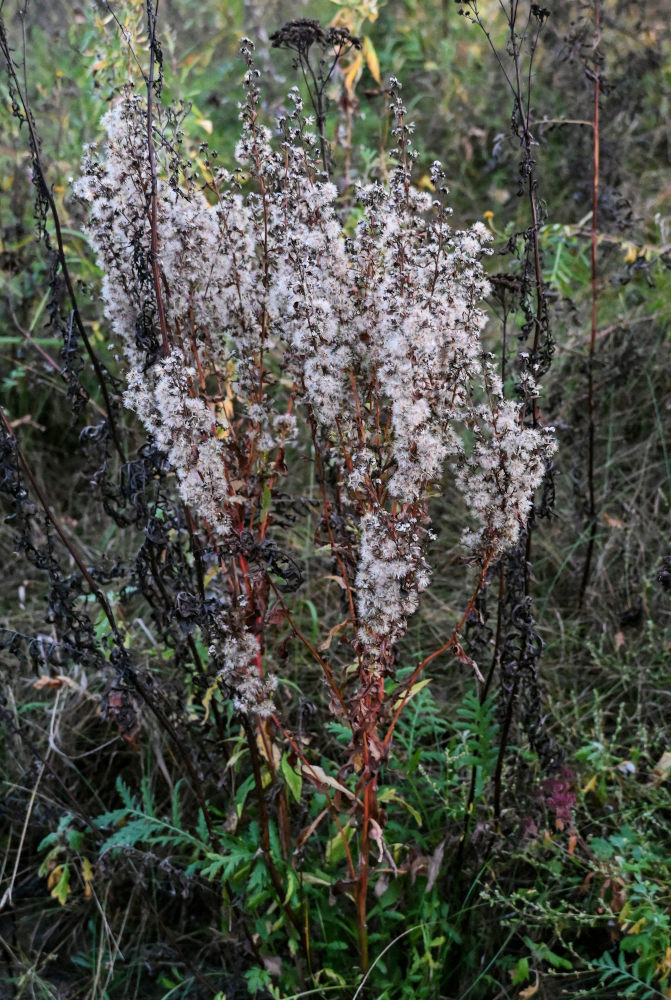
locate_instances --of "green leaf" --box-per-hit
[115,775,136,810]
[511,957,530,985]
[99,816,163,854]
[66,829,85,852]
[196,808,209,843]
[244,965,272,995]
[377,786,422,827]
[37,831,59,853]
[171,779,185,829]
[93,807,129,829]
[525,938,573,971]
[281,753,302,803]
[325,824,354,866]
[261,482,272,517]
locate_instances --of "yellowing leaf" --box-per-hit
[48,864,71,906]
[257,729,281,770]
[201,679,219,724]
[363,0,379,20]
[342,50,363,94]
[81,857,94,900]
[329,0,379,21]
[417,174,436,191]
[363,36,381,84]
[320,574,348,590]
[393,677,431,710]
[378,786,422,826]
[196,118,213,134]
[318,618,350,651]
[658,947,671,980]
[582,774,598,794]
[325,822,354,865]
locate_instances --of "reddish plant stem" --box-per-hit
[382,554,494,753]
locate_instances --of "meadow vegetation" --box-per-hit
[0,1,670,998]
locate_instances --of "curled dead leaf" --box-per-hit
[519,972,539,998]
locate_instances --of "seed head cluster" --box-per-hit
[75,57,554,714]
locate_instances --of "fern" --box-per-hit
[188,837,257,883]
[115,774,136,811]
[594,951,666,999]
[453,690,499,800]
[93,777,204,858]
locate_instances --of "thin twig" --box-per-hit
[0,14,124,458]
[579,0,601,605]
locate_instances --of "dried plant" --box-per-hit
[270,18,361,176]
[69,38,554,965]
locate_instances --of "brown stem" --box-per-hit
[273,717,357,876]
[242,717,301,936]
[493,673,520,821]
[8,307,107,419]
[145,1,170,359]
[510,16,546,433]
[457,560,502,865]
[305,410,360,658]
[0,407,117,626]
[356,767,373,972]
[579,1,601,606]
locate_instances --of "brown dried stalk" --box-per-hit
[579,0,601,605]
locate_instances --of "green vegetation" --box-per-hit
[1,1,670,998]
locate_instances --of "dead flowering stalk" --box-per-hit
[74,39,554,969]
[579,0,602,604]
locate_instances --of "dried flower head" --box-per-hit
[75,56,554,714]
[270,18,361,56]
